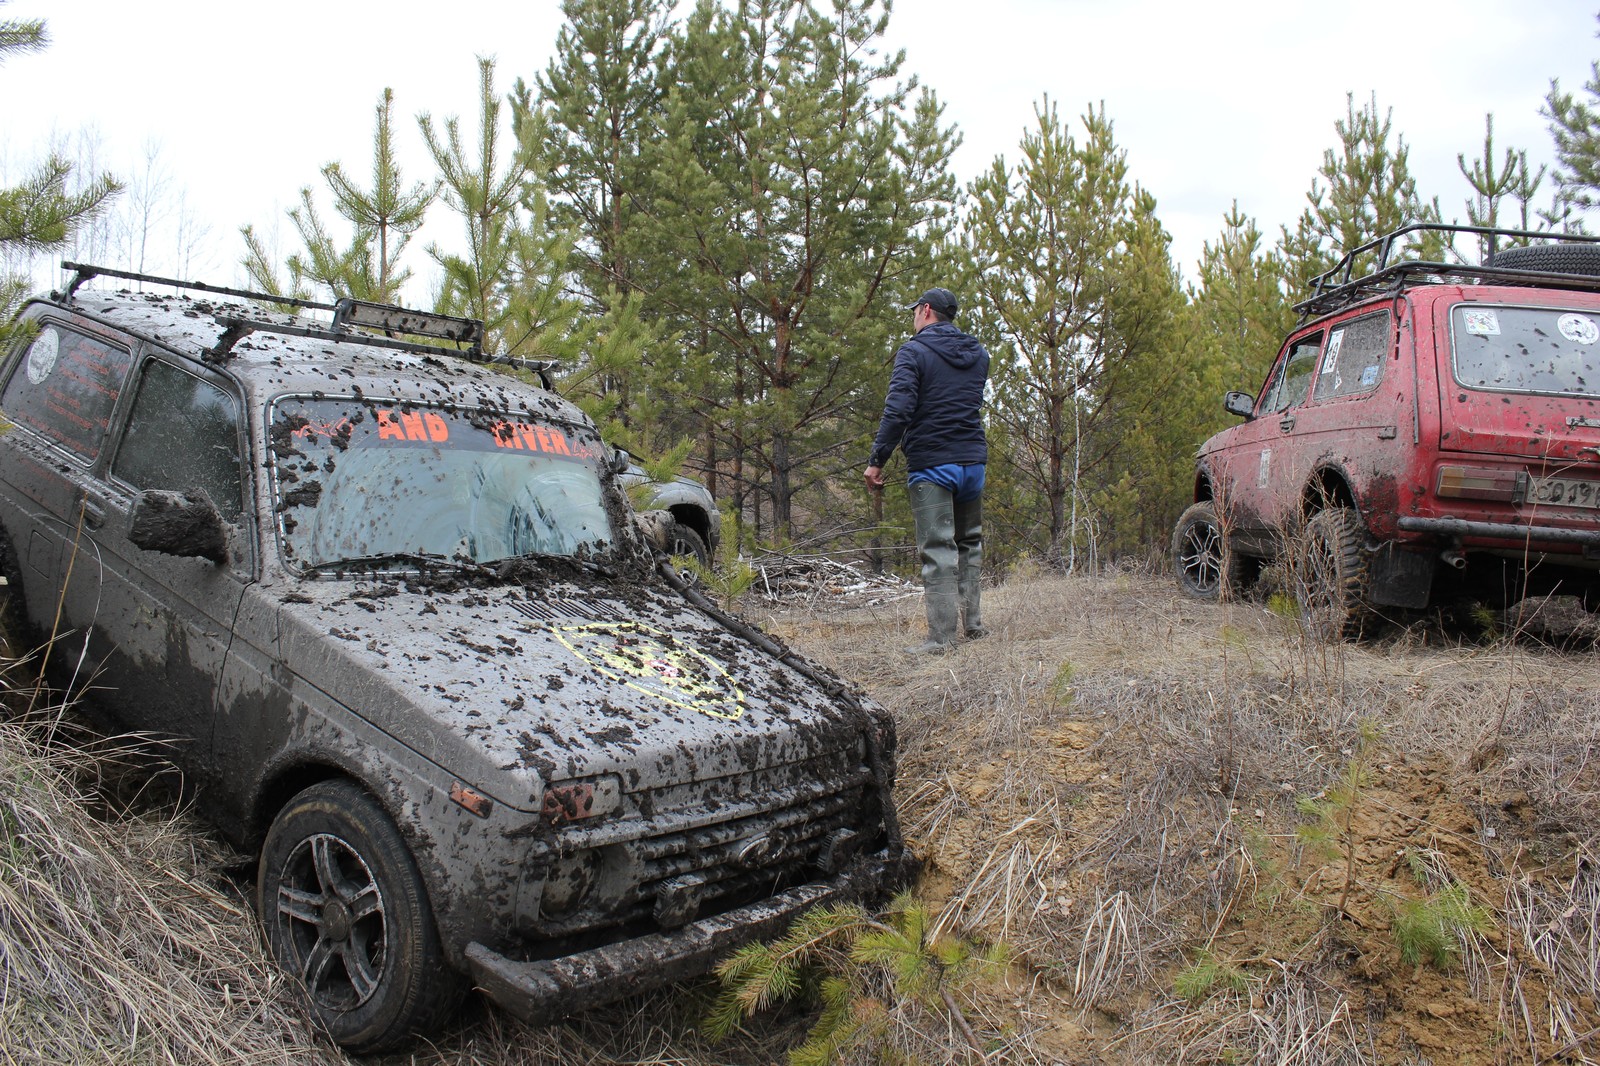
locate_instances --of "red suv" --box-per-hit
[1174,225,1600,637]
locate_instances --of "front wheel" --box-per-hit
[665,521,711,568]
[258,780,463,1052]
[1172,501,1241,601]
[1296,507,1372,641]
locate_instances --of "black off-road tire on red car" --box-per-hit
[1173,501,1247,601]
[1296,507,1372,641]
[258,780,464,1053]
[1487,243,1600,277]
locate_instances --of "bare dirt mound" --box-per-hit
[767,568,1600,1064]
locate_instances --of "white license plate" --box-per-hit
[1530,476,1600,509]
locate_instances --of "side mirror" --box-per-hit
[608,447,632,475]
[1224,391,1256,419]
[129,489,228,564]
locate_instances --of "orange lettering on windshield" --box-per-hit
[377,410,405,440]
[377,409,449,443]
[489,420,583,456]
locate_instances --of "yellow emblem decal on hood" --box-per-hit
[553,622,746,720]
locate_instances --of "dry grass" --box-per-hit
[0,674,333,1065]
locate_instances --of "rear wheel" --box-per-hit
[1172,502,1242,601]
[258,780,463,1052]
[1296,507,1371,641]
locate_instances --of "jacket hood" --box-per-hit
[273,569,865,811]
[913,323,986,370]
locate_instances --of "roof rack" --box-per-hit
[57,262,561,387]
[1294,223,1600,319]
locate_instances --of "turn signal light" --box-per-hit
[1436,465,1526,502]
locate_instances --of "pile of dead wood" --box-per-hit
[747,550,919,607]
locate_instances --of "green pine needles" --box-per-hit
[707,893,1008,1065]
[1391,883,1491,970]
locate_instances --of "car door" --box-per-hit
[1205,330,1325,552]
[0,315,138,644]
[60,350,254,773]
[1273,305,1401,517]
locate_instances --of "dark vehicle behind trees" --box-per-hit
[1175,225,1600,638]
[0,264,906,1051]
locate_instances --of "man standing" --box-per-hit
[865,287,990,655]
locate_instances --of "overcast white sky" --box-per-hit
[2,0,1596,299]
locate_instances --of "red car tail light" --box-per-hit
[1435,465,1527,502]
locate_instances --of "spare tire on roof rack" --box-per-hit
[1487,242,1600,277]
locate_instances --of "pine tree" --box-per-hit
[524,0,673,301]
[1192,202,1291,392]
[241,88,436,304]
[633,0,957,540]
[1458,113,1549,258]
[0,8,119,341]
[1544,30,1600,214]
[1277,93,1442,298]
[964,99,1187,567]
[515,0,675,437]
[420,58,584,361]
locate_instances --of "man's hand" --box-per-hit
[864,464,885,491]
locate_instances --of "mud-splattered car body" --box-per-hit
[1176,226,1600,636]
[0,265,904,1050]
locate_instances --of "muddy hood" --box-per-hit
[273,575,864,811]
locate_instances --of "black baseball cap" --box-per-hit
[907,287,958,317]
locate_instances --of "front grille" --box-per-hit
[531,752,880,941]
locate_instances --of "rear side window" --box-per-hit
[1,322,135,460]
[1452,304,1600,398]
[1312,310,1390,401]
[112,359,244,518]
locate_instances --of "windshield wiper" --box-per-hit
[308,551,495,577]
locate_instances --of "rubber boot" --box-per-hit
[906,481,958,655]
[955,494,987,638]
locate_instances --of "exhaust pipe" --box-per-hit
[1441,550,1467,570]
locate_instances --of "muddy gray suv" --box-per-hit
[0,265,904,1051]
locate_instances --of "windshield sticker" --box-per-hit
[25,329,59,385]
[1320,331,1344,375]
[1462,309,1500,336]
[554,622,746,720]
[1361,365,1380,387]
[491,420,601,459]
[1558,313,1599,345]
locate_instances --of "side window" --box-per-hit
[112,359,244,519]
[1260,333,1324,413]
[0,322,135,460]
[1312,310,1390,401]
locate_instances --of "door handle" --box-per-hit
[79,496,106,531]
[1278,415,1296,432]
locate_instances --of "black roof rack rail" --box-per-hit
[1294,224,1600,319]
[54,263,554,381]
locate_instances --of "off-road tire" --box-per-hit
[1487,243,1600,277]
[258,780,463,1053]
[1172,501,1240,601]
[665,522,710,568]
[1296,507,1372,641]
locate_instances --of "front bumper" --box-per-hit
[464,850,910,1024]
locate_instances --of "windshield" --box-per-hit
[1452,304,1600,399]
[270,398,615,571]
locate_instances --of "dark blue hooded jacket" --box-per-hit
[867,322,989,472]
